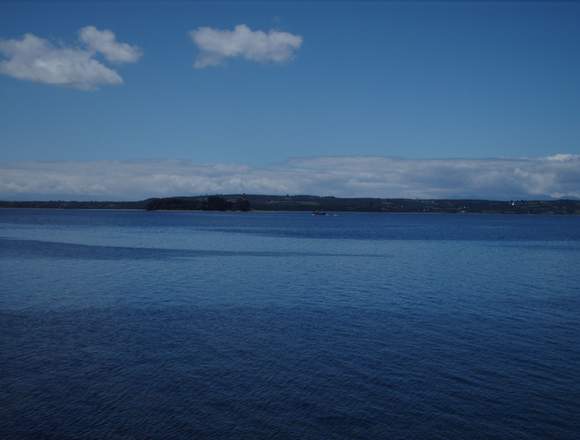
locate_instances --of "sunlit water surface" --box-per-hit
[1,209,579,439]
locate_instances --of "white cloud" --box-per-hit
[189,24,303,68]
[79,26,142,63]
[0,155,579,201]
[0,27,141,89]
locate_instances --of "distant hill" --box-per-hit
[1,194,579,214]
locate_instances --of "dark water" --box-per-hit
[1,209,579,439]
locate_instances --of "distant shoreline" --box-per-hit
[1,194,579,215]
[2,208,578,217]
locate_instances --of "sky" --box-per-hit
[1,0,579,200]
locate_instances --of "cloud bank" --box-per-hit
[0,27,141,89]
[1,155,579,201]
[190,24,303,68]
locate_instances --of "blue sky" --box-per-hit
[1,1,579,199]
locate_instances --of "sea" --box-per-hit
[1,209,579,439]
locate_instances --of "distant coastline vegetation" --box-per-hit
[1,195,579,214]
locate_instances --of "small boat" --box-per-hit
[312,210,327,216]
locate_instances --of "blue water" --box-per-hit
[1,209,579,439]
